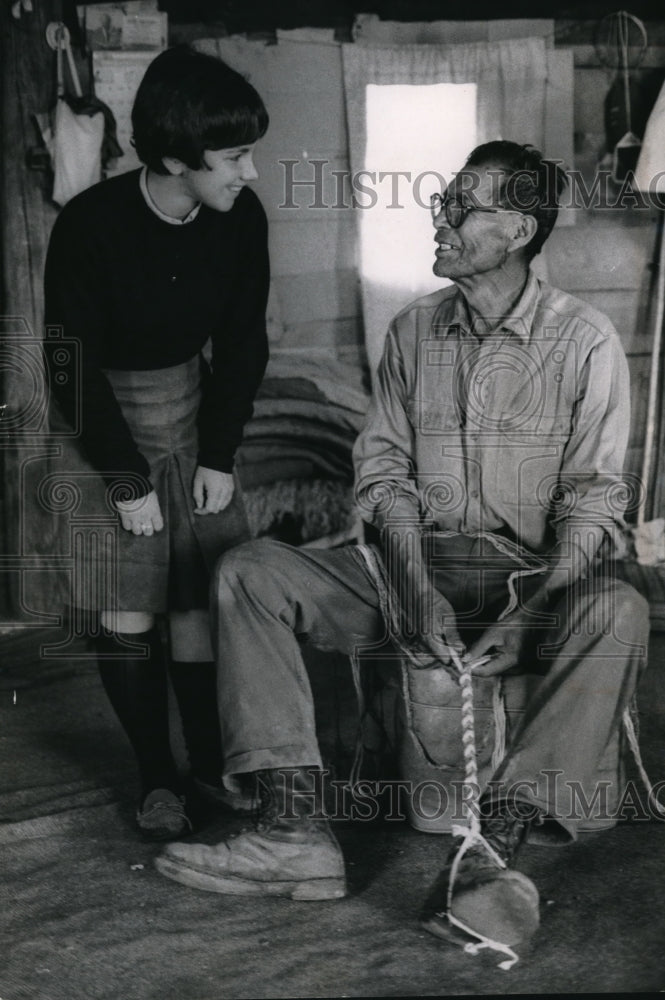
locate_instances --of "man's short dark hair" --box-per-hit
[464,140,568,259]
[131,45,269,174]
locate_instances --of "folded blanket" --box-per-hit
[243,478,357,543]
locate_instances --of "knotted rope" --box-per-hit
[351,538,660,969]
[445,646,521,970]
[352,543,521,968]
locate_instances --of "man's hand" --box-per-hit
[463,611,530,677]
[382,522,463,667]
[193,467,234,515]
[405,582,464,665]
[115,490,164,536]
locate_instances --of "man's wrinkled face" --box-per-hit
[432,164,525,280]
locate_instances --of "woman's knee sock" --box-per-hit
[96,626,179,798]
[168,660,224,784]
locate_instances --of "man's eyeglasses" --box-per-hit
[430,192,525,229]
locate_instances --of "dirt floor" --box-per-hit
[0,626,663,1000]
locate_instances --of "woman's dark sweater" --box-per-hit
[44,168,269,495]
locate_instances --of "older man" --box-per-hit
[155,141,648,954]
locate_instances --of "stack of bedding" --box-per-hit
[236,355,370,543]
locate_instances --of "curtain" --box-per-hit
[342,37,551,374]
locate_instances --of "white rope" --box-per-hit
[444,647,520,970]
[491,678,507,772]
[348,647,366,789]
[623,706,665,817]
[499,567,547,621]
[355,541,528,967]
[354,538,658,967]
[446,911,519,971]
[452,650,481,834]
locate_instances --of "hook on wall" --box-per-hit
[45,20,83,98]
[11,0,33,18]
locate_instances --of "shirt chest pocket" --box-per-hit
[407,395,461,435]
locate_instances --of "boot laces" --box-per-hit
[481,802,536,863]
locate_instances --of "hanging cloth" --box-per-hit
[48,24,108,206]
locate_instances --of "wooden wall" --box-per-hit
[1,0,62,622]
[546,40,665,497]
[194,34,364,369]
[2,13,665,624]
[194,26,665,502]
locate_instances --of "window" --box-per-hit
[359,83,477,368]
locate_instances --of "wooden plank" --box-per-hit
[1,0,67,620]
[1,3,57,341]
[352,15,489,44]
[627,353,652,450]
[556,22,665,47]
[624,445,644,484]
[92,51,157,177]
[489,20,555,43]
[573,68,614,133]
[262,153,353,221]
[570,45,665,69]
[570,289,646,354]
[545,49,575,166]
[257,149,352,220]
[192,35,357,365]
[545,223,654,291]
[269,217,356,276]
[272,269,361,325]
[195,36,348,221]
[352,15,554,46]
[545,48,575,227]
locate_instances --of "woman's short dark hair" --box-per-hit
[465,140,568,259]
[131,45,269,174]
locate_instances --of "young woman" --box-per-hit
[44,45,269,840]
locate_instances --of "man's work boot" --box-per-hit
[154,767,347,901]
[420,800,540,950]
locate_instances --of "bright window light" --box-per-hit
[362,83,477,290]
[360,83,477,369]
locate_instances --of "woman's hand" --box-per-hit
[193,466,235,515]
[114,490,164,536]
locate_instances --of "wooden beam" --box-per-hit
[1,1,66,621]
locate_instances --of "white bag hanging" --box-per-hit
[634,78,665,195]
[48,23,104,207]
